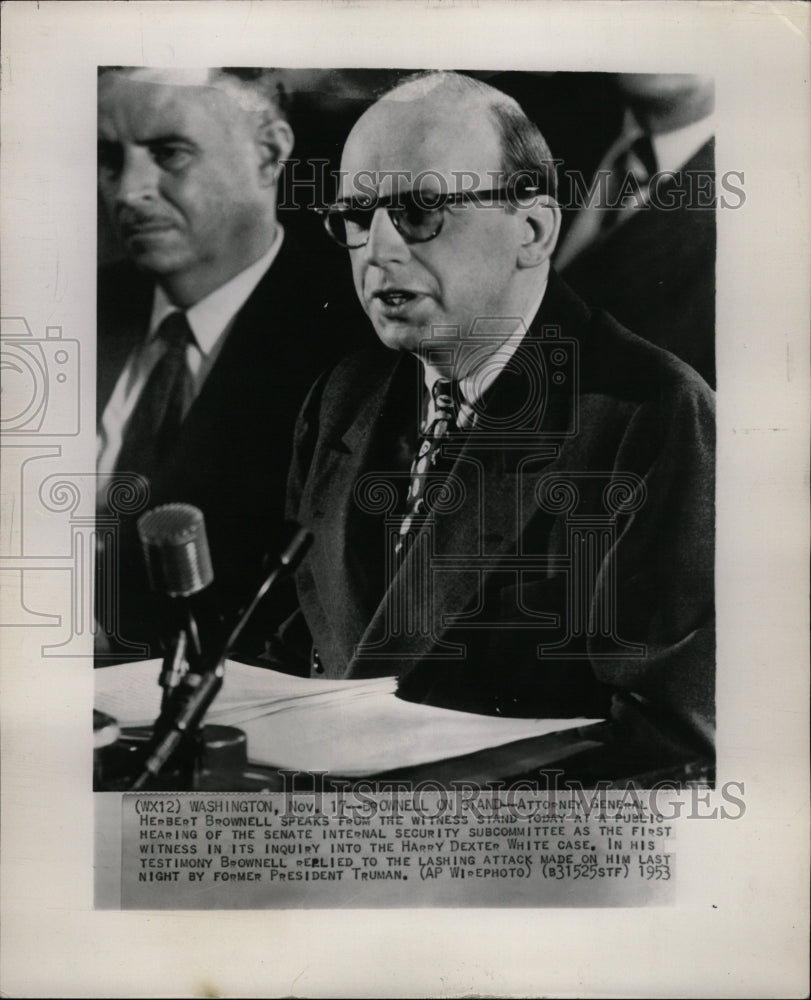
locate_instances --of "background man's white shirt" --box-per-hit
[96,228,284,500]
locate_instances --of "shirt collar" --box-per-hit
[421,273,549,418]
[650,113,715,175]
[148,226,284,354]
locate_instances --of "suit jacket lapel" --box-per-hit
[96,266,153,420]
[179,247,296,428]
[308,349,414,659]
[345,272,587,678]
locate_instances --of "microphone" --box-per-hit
[131,513,313,789]
[137,503,220,697]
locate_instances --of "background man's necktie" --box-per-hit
[396,378,460,557]
[601,131,656,230]
[115,311,195,483]
[556,126,657,269]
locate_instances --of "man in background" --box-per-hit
[285,72,715,757]
[96,67,362,661]
[554,73,716,387]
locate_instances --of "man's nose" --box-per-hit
[364,207,410,266]
[113,149,160,210]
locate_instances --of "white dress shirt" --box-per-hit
[420,276,548,430]
[650,112,715,176]
[96,228,284,499]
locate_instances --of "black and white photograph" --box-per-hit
[93,66,716,793]
[1,1,808,996]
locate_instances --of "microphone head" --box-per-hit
[137,503,214,598]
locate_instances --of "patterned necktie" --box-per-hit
[115,311,195,482]
[396,378,460,557]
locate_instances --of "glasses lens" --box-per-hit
[323,212,361,248]
[343,210,372,248]
[323,206,372,248]
[323,193,448,247]
[393,193,445,242]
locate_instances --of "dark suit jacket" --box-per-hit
[558,139,716,388]
[286,273,715,743]
[97,228,368,660]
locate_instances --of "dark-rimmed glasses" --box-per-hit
[314,186,541,249]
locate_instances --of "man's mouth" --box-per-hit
[372,289,420,309]
[120,218,175,239]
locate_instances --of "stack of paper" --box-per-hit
[95,659,602,776]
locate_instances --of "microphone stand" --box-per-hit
[131,527,312,790]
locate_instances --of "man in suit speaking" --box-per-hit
[286,72,715,753]
[95,67,356,660]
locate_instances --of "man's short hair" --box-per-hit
[215,68,289,121]
[378,70,558,199]
[97,66,289,121]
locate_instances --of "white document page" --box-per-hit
[95,659,602,776]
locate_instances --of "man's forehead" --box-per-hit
[98,75,224,135]
[340,92,503,196]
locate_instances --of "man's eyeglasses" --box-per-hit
[315,186,541,249]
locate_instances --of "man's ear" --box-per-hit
[517,195,561,268]
[255,116,295,185]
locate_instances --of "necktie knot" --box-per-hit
[612,132,656,192]
[157,311,194,350]
[428,378,460,434]
[595,129,656,238]
[627,133,657,181]
[431,377,458,411]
